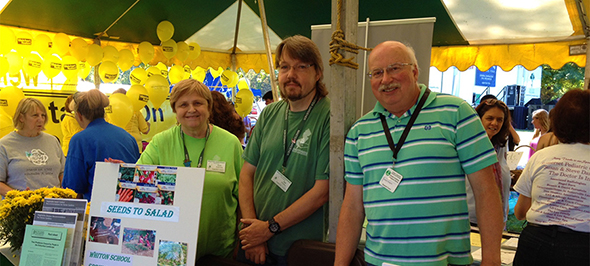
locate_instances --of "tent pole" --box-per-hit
[93,38,101,90]
[328,0,358,243]
[231,0,243,101]
[586,37,589,90]
[257,0,278,100]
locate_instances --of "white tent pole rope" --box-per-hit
[360,17,370,116]
[258,0,279,101]
[96,0,142,38]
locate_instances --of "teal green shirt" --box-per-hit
[243,97,330,256]
[138,125,243,260]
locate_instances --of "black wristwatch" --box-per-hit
[268,217,281,234]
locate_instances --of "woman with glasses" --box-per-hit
[466,99,512,224]
[62,89,140,200]
[513,89,589,266]
[0,98,64,197]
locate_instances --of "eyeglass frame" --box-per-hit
[367,62,413,79]
[277,63,315,73]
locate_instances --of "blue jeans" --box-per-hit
[513,224,590,266]
[236,244,287,266]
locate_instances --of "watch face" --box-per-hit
[270,223,279,232]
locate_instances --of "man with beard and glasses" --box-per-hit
[237,35,330,266]
[335,41,503,266]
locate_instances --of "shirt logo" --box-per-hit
[424,125,432,130]
[293,129,311,156]
[26,149,49,166]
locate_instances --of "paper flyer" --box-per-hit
[33,211,78,266]
[19,225,68,266]
[85,162,204,266]
[42,198,88,266]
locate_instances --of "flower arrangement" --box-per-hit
[0,187,77,252]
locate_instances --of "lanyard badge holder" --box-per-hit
[379,88,430,193]
[181,124,210,168]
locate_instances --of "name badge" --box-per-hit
[206,160,226,173]
[379,167,403,193]
[272,170,292,192]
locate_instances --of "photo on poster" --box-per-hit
[117,187,135,202]
[88,216,121,245]
[157,240,188,266]
[122,228,156,257]
[158,190,174,206]
[136,169,157,184]
[135,191,158,204]
[118,165,136,182]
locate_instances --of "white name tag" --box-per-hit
[272,170,292,192]
[379,167,403,193]
[206,160,226,173]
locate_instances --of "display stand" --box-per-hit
[84,162,204,266]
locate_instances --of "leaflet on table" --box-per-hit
[86,162,204,266]
[20,224,67,266]
[42,198,88,266]
[33,211,77,266]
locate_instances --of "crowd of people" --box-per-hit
[0,35,587,266]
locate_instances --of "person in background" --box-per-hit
[528,109,549,158]
[210,91,246,144]
[0,98,64,196]
[112,88,150,153]
[62,89,139,200]
[135,79,243,261]
[535,110,559,151]
[61,94,83,156]
[480,94,520,150]
[335,41,502,266]
[466,99,512,225]
[513,89,589,266]
[238,35,330,266]
[262,91,274,106]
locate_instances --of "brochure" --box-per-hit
[42,198,88,266]
[19,224,68,266]
[33,211,78,266]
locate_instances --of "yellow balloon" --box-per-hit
[0,27,15,55]
[78,62,91,79]
[192,66,206,82]
[0,56,9,77]
[23,53,43,77]
[145,75,169,109]
[102,45,119,63]
[175,41,189,62]
[235,88,254,117]
[183,65,192,79]
[138,42,154,64]
[15,31,33,57]
[52,33,70,57]
[33,34,52,57]
[0,111,14,138]
[209,67,221,78]
[237,79,249,90]
[130,68,148,85]
[42,54,62,79]
[168,65,184,84]
[220,70,238,86]
[99,61,119,83]
[161,39,177,59]
[127,84,149,112]
[107,93,133,128]
[70,38,89,61]
[6,52,23,76]
[156,62,169,77]
[147,66,161,78]
[86,44,103,66]
[61,56,78,80]
[118,49,135,71]
[0,86,25,117]
[157,21,174,42]
[188,42,201,60]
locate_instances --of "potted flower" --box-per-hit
[0,187,77,252]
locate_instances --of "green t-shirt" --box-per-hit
[242,97,330,256]
[138,125,243,260]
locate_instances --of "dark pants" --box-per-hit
[236,243,287,266]
[513,224,590,266]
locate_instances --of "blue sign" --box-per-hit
[475,66,497,87]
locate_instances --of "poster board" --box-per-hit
[84,162,204,266]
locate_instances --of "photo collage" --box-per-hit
[116,164,177,206]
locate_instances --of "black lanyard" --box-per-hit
[181,124,210,168]
[380,88,430,162]
[282,92,319,172]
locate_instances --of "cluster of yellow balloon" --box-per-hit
[106,93,134,128]
[0,86,25,130]
[235,86,254,118]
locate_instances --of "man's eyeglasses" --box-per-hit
[367,62,413,79]
[278,63,314,73]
